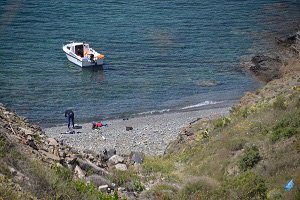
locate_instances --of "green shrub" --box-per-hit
[273,95,287,110]
[108,169,140,189]
[239,146,261,171]
[226,138,246,151]
[73,180,98,194]
[241,107,250,118]
[217,171,267,199]
[73,180,119,200]
[133,179,145,192]
[230,106,248,117]
[271,110,300,142]
[52,165,73,181]
[214,117,231,129]
[271,127,299,142]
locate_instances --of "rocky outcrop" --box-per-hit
[276,31,300,54]
[241,31,300,83]
[249,54,282,82]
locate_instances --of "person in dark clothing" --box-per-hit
[65,109,75,129]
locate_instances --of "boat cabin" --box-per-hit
[71,43,91,58]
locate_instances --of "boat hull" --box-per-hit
[65,53,103,67]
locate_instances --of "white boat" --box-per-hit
[62,42,105,67]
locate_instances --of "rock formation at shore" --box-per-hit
[241,31,300,82]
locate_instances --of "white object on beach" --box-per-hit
[102,136,106,140]
[62,42,105,67]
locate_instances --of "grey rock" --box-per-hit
[249,54,282,82]
[86,175,113,188]
[106,149,116,158]
[46,138,59,146]
[20,127,34,136]
[130,151,144,164]
[115,163,127,171]
[74,165,85,179]
[77,158,109,176]
[118,187,126,192]
[39,150,61,161]
[108,155,124,165]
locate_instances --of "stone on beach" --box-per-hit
[86,175,113,188]
[108,155,124,165]
[130,152,144,164]
[115,163,127,171]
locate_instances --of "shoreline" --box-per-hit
[44,107,230,156]
[39,98,238,128]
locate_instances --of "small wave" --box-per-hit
[181,101,223,110]
[135,109,171,116]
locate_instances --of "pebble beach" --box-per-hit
[44,107,230,156]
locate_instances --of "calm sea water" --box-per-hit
[0,0,299,126]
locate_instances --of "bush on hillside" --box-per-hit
[177,179,215,200]
[273,95,287,110]
[271,110,300,142]
[217,171,267,200]
[214,117,231,129]
[239,146,261,171]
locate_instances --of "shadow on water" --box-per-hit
[81,65,106,83]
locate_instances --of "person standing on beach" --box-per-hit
[65,109,75,129]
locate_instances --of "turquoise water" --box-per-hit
[0,0,299,126]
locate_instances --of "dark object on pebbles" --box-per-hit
[74,124,82,129]
[126,126,133,131]
[107,149,116,158]
[61,130,75,134]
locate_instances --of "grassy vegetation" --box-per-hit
[108,167,145,192]
[143,87,300,199]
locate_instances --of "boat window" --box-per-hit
[67,47,70,50]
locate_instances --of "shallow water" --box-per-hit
[0,0,299,126]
